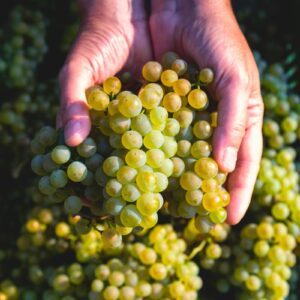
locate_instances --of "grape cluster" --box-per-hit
[31,54,230,238]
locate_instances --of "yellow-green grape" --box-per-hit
[146,149,165,168]
[139,83,164,109]
[245,276,262,292]
[103,285,120,300]
[136,170,156,192]
[268,245,287,264]
[194,157,218,179]
[131,114,152,136]
[103,156,124,177]
[188,89,208,110]
[109,134,124,150]
[120,205,142,227]
[125,149,146,168]
[162,51,179,68]
[108,271,125,287]
[215,172,227,185]
[169,281,185,298]
[185,190,203,206]
[174,107,194,128]
[77,137,97,158]
[142,61,163,82]
[211,112,218,127]
[163,118,180,136]
[256,222,274,239]
[253,240,270,257]
[199,68,214,84]
[149,263,167,280]
[87,87,110,111]
[209,208,227,223]
[98,116,113,135]
[193,120,213,139]
[105,197,126,216]
[180,171,202,191]
[105,179,122,197]
[171,58,188,76]
[158,158,174,177]
[173,78,191,96]
[176,140,191,158]
[95,264,110,280]
[162,92,182,113]
[154,172,168,192]
[278,234,296,251]
[161,136,178,158]
[140,213,158,229]
[206,243,222,259]
[51,145,71,164]
[52,274,70,292]
[272,202,290,220]
[202,192,223,212]
[67,161,88,182]
[135,281,152,298]
[150,107,168,126]
[171,157,185,177]
[55,222,71,238]
[116,166,137,184]
[103,76,122,95]
[191,141,211,158]
[108,99,120,116]
[143,130,164,149]
[118,93,142,118]
[201,178,218,192]
[119,286,136,300]
[136,193,162,216]
[122,183,141,202]
[160,69,178,87]
[139,247,157,265]
[109,114,131,134]
[121,130,143,149]
[25,219,41,233]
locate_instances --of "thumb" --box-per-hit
[58,61,92,147]
[212,75,249,172]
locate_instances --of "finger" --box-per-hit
[226,120,263,225]
[59,61,92,147]
[212,75,249,172]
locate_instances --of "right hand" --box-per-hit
[58,0,152,146]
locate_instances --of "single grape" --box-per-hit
[103,76,122,95]
[67,161,88,182]
[51,145,71,164]
[142,61,163,82]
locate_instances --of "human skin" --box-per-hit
[58,0,264,224]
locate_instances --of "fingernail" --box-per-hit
[222,147,238,172]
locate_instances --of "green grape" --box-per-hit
[154,172,168,192]
[142,61,163,82]
[194,157,218,179]
[102,285,120,300]
[143,130,164,149]
[76,137,97,158]
[171,58,188,76]
[95,265,110,280]
[162,92,182,112]
[272,202,290,220]
[118,94,142,118]
[199,68,214,84]
[122,184,141,202]
[116,166,137,184]
[121,130,143,150]
[191,141,211,158]
[188,89,208,110]
[176,140,191,158]
[119,286,135,300]
[173,78,191,96]
[125,149,146,168]
[109,114,131,134]
[149,263,167,281]
[87,88,110,111]
[139,83,164,109]
[163,118,180,136]
[150,106,168,126]
[161,51,179,68]
[158,158,174,177]
[137,193,162,216]
[201,178,218,192]
[52,274,70,292]
[161,136,177,158]
[136,170,156,192]
[99,116,114,136]
[103,156,124,177]
[103,76,122,95]
[64,195,82,214]
[253,240,270,257]
[91,279,104,292]
[51,145,71,164]
[37,126,57,147]
[180,171,202,191]
[131,114,152,136]
[50,169,68,188]
[185,190,203,206]
[108,99,120,116]
[67,161,88,182]
[135,281,152,297]
[109,134,123,149]
[256,222,274,239]
[42,153,59,172]
[209,208,227,223]
[120,205,142,227]
[173,107,194,128]
[105,179,123,197]
[193,120,213,139]
[105,197,126,215]
[171,157,185,177]
[146,149,165,168]
[85,153,104,171]
[202,192,223,212]
[245,275,261,291]
[160,69,178,87]
[38,176,56,195]
[31,154,46,175]
[140,213,158,229]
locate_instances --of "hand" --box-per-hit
[150,0,264,224]
[58,0,152,146]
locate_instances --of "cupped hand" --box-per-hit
[58,0,152,146]
[150,0,264,224]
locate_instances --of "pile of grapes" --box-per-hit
[2,2,300,300]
